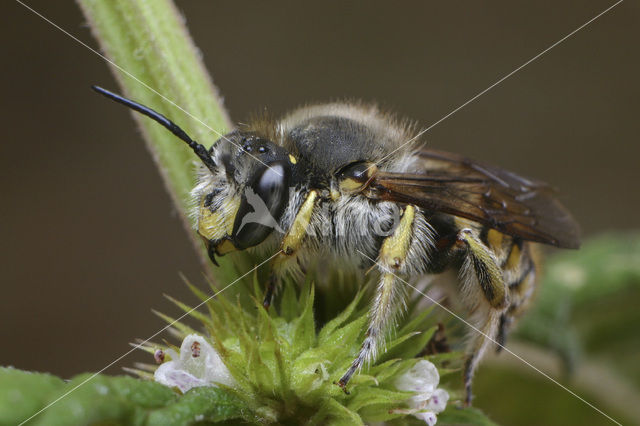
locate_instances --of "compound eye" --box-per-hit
[337,161,377,193]
[231,162,290,249]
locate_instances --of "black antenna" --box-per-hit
[92,85,217,171]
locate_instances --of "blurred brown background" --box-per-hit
[1,0,638,418]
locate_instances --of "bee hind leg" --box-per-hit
[496,312,512,352]
[455,228,508,405]
[338,206,416,392]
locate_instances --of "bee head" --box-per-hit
[91,86,293,266]
[196,131,293,264]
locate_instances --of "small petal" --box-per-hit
[425,388,449,413]
[395,359,440,395]
[154,334,235,392]
[414,410,438,426]
[154,361,208,393]
[178,335,211,378]
[395,359,449,423]
[179,335,236,387]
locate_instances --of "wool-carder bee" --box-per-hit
[94,86,580,404]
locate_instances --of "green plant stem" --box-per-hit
[77,0,232,271]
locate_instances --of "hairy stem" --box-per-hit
[77,0,232,271]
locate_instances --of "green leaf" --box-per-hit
[291,285,316,357]
[165,294,215,331]
[318,289,365,344]
[152,310,197,338]
[28,374,177,426]
[380,326,437,362]
[346,387,413,412]
[398,304,435,336]
[312,398,364,426]
[0,368,246,426]
[146,386,245,425]
[320,314,368,358]
[438,405,498,425]
[370,359,417,384]
[279,281,299,322]
[0,368,65,425]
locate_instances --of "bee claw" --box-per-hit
[206,245,219,266]
[262,274,277,309]
[335,380,350,394]
[202,236,219,266]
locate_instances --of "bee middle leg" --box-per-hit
[263,190,318,309]
[455,228,508,405]
[337,205,416,391]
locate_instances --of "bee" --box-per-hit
[93,86,580,404]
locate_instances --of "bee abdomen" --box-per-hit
[495,236,540,349]
[476,224,540,311]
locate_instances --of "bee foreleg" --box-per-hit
[264,190,318,308]
[338,205,416,392]
[262,273,278,309]
[456,228,508,405]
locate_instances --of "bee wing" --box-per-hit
[369,149,581,248]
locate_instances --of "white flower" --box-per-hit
[154,334,235,393]
[395,360,450,425]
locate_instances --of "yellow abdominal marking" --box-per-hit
[379,205,415,269]
[505,243,521,270]
[288,154,297,164]
[487,229,504,251]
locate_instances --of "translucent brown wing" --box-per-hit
[368,149,580,248]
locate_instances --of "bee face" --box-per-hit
[194,131,293,263]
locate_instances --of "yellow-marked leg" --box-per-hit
[456,228,508,405]
[457,228,508,310]
[263,190,318,308]
[338,205,416,391]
